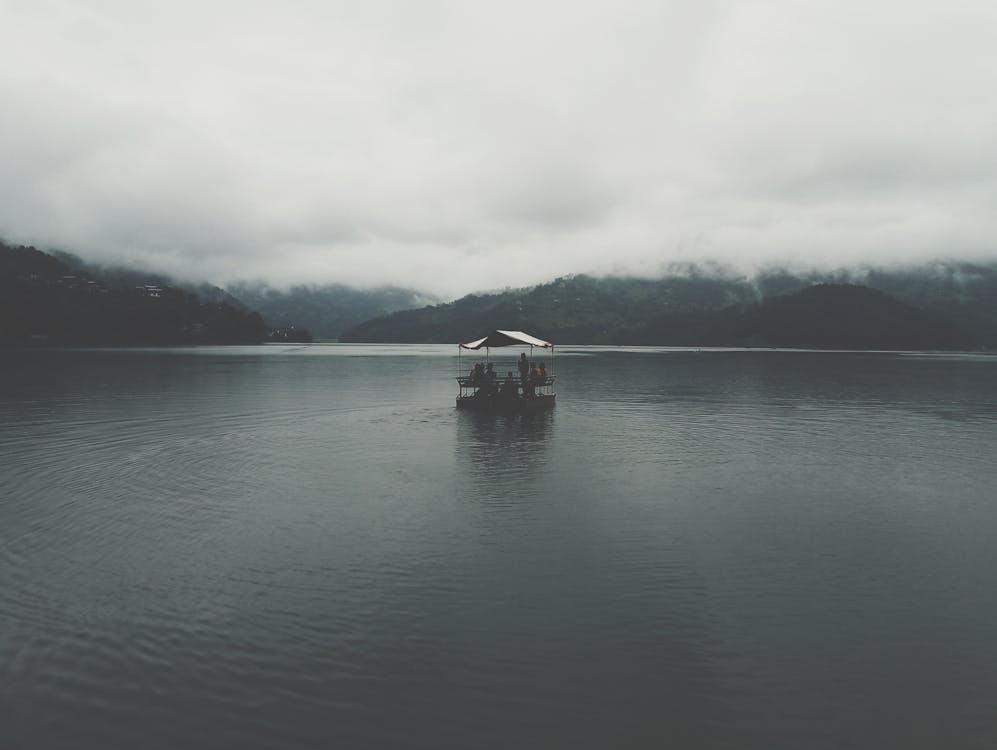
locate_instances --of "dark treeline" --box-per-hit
[340,265,997,349]
[342,273,753,344]
[6,239,995,350]
[627,284,972,349]
[1,243,267,345]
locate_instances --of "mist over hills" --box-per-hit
[226,282,437,341]
[1,242,437,343]
[49,250,251,309]
[339,263,997,349]
[43,249,440,340]
[1,243,266,345]
[4,239,995,350]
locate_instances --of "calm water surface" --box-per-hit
[2,345,996,749]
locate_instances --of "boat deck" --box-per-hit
[456,375,556,412]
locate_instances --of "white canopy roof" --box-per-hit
[459,330,553,350]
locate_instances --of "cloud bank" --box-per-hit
[3,0,997,296]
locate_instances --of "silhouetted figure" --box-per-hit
[500,371,518,399]
[517,353,530,389]
[527,363,542,398]
[470,362,485,384]
[482,362,498,396]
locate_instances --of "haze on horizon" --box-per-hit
[3,0,997,298]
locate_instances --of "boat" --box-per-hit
[456,330,556,412]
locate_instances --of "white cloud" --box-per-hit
[2,0,997,297]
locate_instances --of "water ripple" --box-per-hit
[3,347,997,749]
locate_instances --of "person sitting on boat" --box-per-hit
[538,362,548,385]
[477,362,498,397]
[470,362,485,384]
[500,371,518,398]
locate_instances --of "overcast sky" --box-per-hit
[3,0,997,297]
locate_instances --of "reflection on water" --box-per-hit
[458,410,554,484]
[2,346,997,749]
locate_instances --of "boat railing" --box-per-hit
[457,375,555,388]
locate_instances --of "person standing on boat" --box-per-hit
[523,362,537,398]
[517,353,530,393]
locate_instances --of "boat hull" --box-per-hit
[456,394,555,413]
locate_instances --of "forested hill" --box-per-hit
[630,284,972,349]
[51,249,251,309]
[1,243,266,345]
[5,239,994,349]
[340,273,756,344]
[339,265,997,349]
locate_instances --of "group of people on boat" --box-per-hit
[467,352,550,399]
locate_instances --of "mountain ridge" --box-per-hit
[4,239,995,349]
[339,265,997,349]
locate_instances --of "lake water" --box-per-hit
[2,345,996,749]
